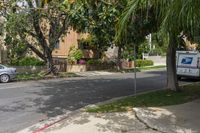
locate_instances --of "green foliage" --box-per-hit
[86,83,200,112]
[136,59,154,67]
[11,57,45,66]
[68,46,83,64]
[4,35,29,63]
[138,41,150,58]
[78,35,98,50]
[86,59,101,65]
[86,59,116,66]
[71,1,127,56]
[122,52,134,61]
[5,0,75,71]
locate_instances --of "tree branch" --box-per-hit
[19,34,46,61]
[27,0,50,53]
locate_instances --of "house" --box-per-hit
[52,30,81,59]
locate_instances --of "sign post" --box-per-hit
[134,44,137,96]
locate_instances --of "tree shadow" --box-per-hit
[24,74,166,117]
[43,112,149,133]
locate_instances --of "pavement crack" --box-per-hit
[133,110,166,133]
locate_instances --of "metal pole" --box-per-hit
[149,34,152,51]
[134,44,137,96]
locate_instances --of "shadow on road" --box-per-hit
[26,74,166,117]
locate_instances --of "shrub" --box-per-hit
[11,57,45,66]
[87,59,101,65]
[135,59,154,67]
[68,46,83,64]
[86,59,117,67]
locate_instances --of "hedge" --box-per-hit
[87,59,102,65]
[11,57,45,66]
[135,59,154,67]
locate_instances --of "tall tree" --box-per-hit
[70,0,127,62]
[116,0,200,91]
[5,0,74,74]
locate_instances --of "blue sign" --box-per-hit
[181,57,193,64]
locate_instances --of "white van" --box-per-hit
[176,51,200,79]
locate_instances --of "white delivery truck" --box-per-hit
[176,51,200,79]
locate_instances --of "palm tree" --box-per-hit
[116,0,200,91]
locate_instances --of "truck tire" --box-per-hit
[177,75,182,80]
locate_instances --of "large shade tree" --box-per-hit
[5,0,76,74]
[116,0,200,91]
[70,0,156,69]
[70,0,127,60]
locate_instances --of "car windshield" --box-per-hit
[0,64,8,68]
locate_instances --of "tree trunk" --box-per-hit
[46,50,58,76]
[92,49,102,59]
[166,34,179,91]
[117,45,122,70]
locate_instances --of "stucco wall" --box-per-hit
[14,66,46,74]
[52,30,80,58]
[147,56,166,66]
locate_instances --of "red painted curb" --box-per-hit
[32,116,68,133]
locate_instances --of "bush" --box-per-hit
[11,57,45,66]
[135,59,154,67]
[87,59,101,65]
[86,59,117,67]
[68,46,83,64]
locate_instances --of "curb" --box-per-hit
[18,110,83,133]
[18,88,166,133]
[18,81,198,133]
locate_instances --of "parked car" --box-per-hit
[0,64,17,83]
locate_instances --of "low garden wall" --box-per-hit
[86,64,116,71]
[147,56,166,66]
[66,64,116,72]
[67,65,86,72]
[14,66,46,74]
[121,59,154,69]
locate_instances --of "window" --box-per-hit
[55,40,60,49]
[0,65,4,69]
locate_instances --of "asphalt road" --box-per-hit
[0,69,195,133]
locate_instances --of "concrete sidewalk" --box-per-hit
[75,71,116,77]
[133,100,200,133]
[19,100,200,133]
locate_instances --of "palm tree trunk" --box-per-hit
[166,34,179,91]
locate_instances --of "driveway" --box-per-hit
[0,69,193,133]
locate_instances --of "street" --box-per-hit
[0,70,193,133]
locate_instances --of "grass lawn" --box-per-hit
[86,83,200,113]
[16,72,79,81]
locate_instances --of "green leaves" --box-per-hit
[117,0,200,43]
[68,46,83,64]
[71,0,127,56]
